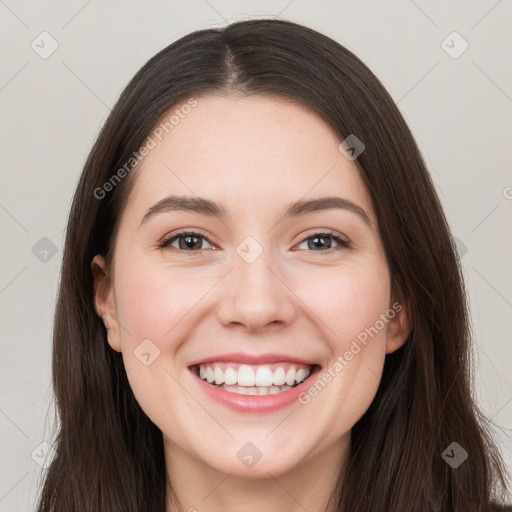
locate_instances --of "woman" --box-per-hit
[36,18,511,512]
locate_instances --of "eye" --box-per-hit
[159,230,216,253]
[294,230,351,254]
[158,229,351,255]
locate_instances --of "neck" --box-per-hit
[164,433,349,512]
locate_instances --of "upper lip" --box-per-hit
[188,352,318,367]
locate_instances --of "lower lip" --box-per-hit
[190,367,319,413]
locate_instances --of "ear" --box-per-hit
[385,282,413,354]
[385,300,412,354]
[91,254,122,352]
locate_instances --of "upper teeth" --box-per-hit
[198,364,311,387]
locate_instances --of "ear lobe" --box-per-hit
[91,254,121,352]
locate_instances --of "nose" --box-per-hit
[216,248,296,333]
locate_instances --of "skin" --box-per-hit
[92,94,411,512]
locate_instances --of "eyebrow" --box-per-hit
[138,195,372,229]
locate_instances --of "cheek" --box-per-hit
[292,268,391,442]
[298,268,391,430]
[300,263,390,351]
[114,264,204,341]
[113,265,196,423]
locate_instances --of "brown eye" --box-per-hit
[159,231,215,252]
[295,231,350,253]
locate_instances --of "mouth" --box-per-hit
[189,361,319,396]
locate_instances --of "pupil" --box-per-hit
[181,235,200,250]
[309,235,330,250]
[179,234,332,251]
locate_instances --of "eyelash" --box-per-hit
[158,229,351,255]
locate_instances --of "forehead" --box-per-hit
[122,94,374,226]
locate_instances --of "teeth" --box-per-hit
[255,367,274,386]
[220,384,293,395]
[196,363,312,389]
[273,367,286,385]
[224,367,238,386]
[238,365,255,386]
[214,367,224,385]
[296,368,308,383]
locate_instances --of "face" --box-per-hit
[92,94,410,483]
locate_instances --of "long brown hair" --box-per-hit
[36,18,511,512]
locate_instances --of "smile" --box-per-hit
[188,353,321,412]
[192,362,313,396]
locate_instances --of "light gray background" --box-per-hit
[1,1,511,510]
